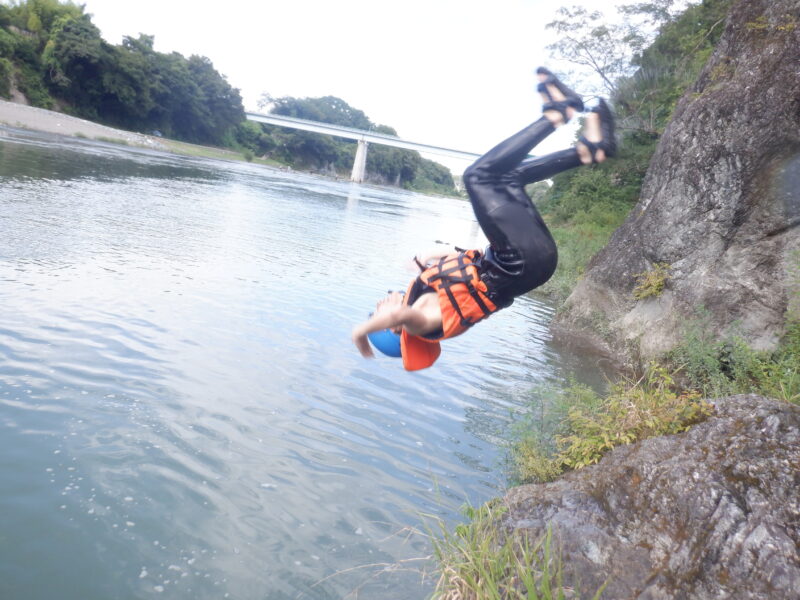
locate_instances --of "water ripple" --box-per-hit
[0,128,603,600]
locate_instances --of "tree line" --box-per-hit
[0,0,455,194]
[0,1,243,144]
[236,95,455,192]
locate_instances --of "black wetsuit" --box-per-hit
[463,117,583,307]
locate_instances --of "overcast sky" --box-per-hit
[81,0,610,170]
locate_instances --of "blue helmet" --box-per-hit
[367,327,402,358]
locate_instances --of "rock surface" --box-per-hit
[554,0,800,367]
[501,395,800,599]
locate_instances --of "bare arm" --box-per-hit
[351,305,430,358]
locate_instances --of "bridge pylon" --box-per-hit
[351,139,368,183]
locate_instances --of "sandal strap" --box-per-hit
[537,70,585,112]
[588,99,617,159]
[542,96,584,122]
[536,81,554,101]
[579,135,602,164]
[543,101,570,122]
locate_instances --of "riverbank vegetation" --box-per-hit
[0,0,456,194]
[508,0,744,483]
[441,317,799,595]
[436,258,800,600]
[511,366,713,484]
[514,247,800,485]
[0,1,243,144]
[511,310,800,486]
[428,503,606,600]
[514,0,800,474]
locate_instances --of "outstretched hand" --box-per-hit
[351,324,375,358]
[351,293,406,359]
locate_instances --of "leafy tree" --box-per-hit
[268,94,372,130]
[233,120,276,156]
[0,27,16,57]
[0,56,12,97]
[3,0,83,43]
[614,0,732,135]
[41,14,107,113]
[186,55,244,144]
[0,5,11,28]
[546,1,688,97]
[98,41,155,128]
[411,157,455,194]
[546,6,646,96]
[617,0,687,26]
[150,51,206,139]
[26,10,41,33]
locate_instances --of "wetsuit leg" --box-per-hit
[513,148,583,185]
[463,117,555,222]
[469,117,556,176]
[462,118,585,298]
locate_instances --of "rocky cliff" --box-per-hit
[554,0,800,367]
[501,395,800,599]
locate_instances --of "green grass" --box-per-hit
[94,136,128,145]
[161,138,284,167]
[668,312,800,404]
[426,502,606,600]
[669,252,800,403]
[633,262,672,300]
[510,365,712,484]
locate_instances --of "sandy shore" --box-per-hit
[0,99,166,150]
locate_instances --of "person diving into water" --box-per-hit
[352,68,616,371]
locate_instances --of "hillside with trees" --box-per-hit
[0,1,244,145]
[0,0,456,194]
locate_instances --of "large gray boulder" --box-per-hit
[501,395,800,599]
[553,0,800,367]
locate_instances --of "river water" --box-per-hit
[0,127,601,599]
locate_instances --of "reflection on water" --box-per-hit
[0,126,602,599]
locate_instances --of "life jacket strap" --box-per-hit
[441,283,472,328]
[423,252,495,327]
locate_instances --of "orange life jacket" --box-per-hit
[400,250,499,371]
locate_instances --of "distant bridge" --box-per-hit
[245,111,482,183]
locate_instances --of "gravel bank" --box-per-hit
[0,99,166,150]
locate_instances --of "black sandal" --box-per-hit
[536,66,584,122]
[578,98,617,163]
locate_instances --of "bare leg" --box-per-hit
[537,74,578,126]
[514,107,613,185]
[577,110,607,164]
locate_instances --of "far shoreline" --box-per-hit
[0,99,465,198]
[0,98,285,168]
